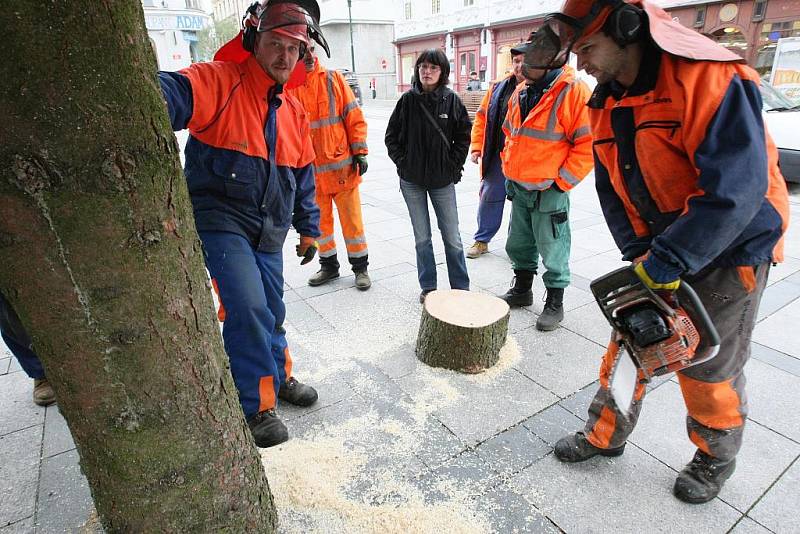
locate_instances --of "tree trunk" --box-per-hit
[0,3,276,532]
[416,290,509,373]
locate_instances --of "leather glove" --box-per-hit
[634,261,680,292]
[296,236,317,265]
[352,154,368,176]
[470,151,481,164]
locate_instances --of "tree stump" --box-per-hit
[416,290,510,373]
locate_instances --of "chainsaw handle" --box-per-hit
[675,279,721,367]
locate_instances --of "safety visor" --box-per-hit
[250,4,330,57]
[520,14,582,70]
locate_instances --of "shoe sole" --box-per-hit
[308,273,340,286]
[535,321,562,332]
[555,443,626,463]
[355,281,372,291]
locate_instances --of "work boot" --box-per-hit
[553,432,626,462]
[278,377,318,406]
[354,271,372,291]
[498,270,534,307]
[308,267,339,286]
[419,289,434,304]
[536,287,564,331]
[466,241,488,259]
[33,378,56,407]
[247,409,289,448]
[673,450,736,504]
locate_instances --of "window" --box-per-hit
[752,0,767,22]
[404,1,412,19]
[464,0,475,5]
[694,6,706,27]
[432,0,440,15]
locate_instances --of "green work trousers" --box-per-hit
[505,181,571,289]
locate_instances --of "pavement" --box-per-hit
[2,97,800,533]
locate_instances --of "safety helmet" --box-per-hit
[523,0,741,70]
[242,1,330,57]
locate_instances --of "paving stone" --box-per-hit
[7,358,21,374]
[569,250,628,282]
[766,256,800,286]
[531,277,596,314]
[415,451,501,504]
[282,288,302,304]
[757,278,800,321]
[512,327,605,398]
[374,269,427,305]
[0,516,33,533]
[398,368,559,446]
[363,262,417,283]
[0,372,45,436]
[571,227,619,255]
[748,459,800,533]
[507,308,539,334]
[361,342,420,380]
[523,404,586,447]
[284,299,336,334]
[0,358,9,376]
[510,447,742,533]
[42,406,76,459]
[557,383,597,420]
[35,450,94,534]
[730,517,776,533]
[470,481,560,534]
[750,342,800,377]
[0,426,41,527]
[365,217,415,241]
[746,358,800,442]
[628,380,800,513]
[464,253,518,291]
[752,297,800,358]
[474,424,550,476]
[560,301,613,346]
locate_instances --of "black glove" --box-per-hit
[352,154,368,176]
[296,236,317,265]
[551,182,565,193]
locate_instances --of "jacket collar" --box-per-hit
[241,55,281,99]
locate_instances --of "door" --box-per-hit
[457,48,478,92]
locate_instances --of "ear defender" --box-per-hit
[241,2,261,52]
[604,3,644,46]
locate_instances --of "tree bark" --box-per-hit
[0,3,276,532]
[416,290,509,373]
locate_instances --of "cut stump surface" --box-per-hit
[416,290,510,373]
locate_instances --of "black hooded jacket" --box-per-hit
[384,83,472,190]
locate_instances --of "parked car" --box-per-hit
[337,69,363,106]
[761,81,800,183]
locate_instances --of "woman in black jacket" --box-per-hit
[385,49,472,303]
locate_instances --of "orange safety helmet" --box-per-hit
[523,0,742,70]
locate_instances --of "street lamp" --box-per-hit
[347,0,356,72]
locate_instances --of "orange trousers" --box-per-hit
[315,186,368,271]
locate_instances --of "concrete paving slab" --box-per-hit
[523,404,587,447]
[510,447,742,533]
[512,327,604,398]
[0,517,33,533]
[729,517,774,533]
[750,342,800,377]
[0,426,41,528]
[0,358,9,376]
[284,298,336,334]
[416,451,501,504]
[42,406,76,459]
[465,253,519,291]
[571,226,619,254]
[748,459,800,533]
[569,250,628,282]
[7,358,21,374]
[558,383,597,421]
[560,301,613,346]
[35,450,94,534]
[628,381,800,513]
[474,423,550,476]
[746,358,800,442]
[470,481,560,534]
[0,372,44,436]
[752,297,800,358]
[757,278,800,321]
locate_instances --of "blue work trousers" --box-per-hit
[400,179,470,292]
[0,293,44,379]
[200,231,291,418]
[474,156,508,243]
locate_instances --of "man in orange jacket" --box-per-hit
[528,0,790,503]
[290,44,371,290]
[498,32,594,331]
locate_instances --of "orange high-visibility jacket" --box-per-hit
[469,75,521,178]
[501,66,593,191]
[289,60,368,195]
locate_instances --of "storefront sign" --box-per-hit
[146,14,207,32]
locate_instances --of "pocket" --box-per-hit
[212,157,258,202]
[550,211,568,239]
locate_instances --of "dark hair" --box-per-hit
[413,48,450,88]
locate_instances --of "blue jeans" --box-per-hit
[200,231,291,418]
[0,293,44,380]
[400,179,470,291]
[474,156,508,243]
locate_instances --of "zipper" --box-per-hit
[635,120,680,140]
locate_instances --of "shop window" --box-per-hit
[694,6,706,27]
[752,0,767,22]
[432,0,441,15]
[465,0,475,5]
[401,53,415,86]
[404,2,412,19]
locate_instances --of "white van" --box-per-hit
[761,81,800,183]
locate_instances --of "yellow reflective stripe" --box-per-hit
[350,141,368,151]
[310,116,343,129]
[559,167,581,186]
[571,125,591,141]
[315,157,353,173]
[342,100,359,116]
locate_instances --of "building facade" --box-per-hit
[143,0,212,71]
[393,0,800,94]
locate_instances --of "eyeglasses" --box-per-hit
[418,63,441,72]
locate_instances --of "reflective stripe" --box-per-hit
[350,141,368,151]
[317,234,335,246]
[347,249,369,258]
[342,100,359,116]
[547,83,570,132]
[319,248,337,258]
[503,118,512,132]
[476,108,487,116]
[514,179,555,191]
[315,157,353,173]
[344,235,367,245]
[310,116,343,129]
[559,167,581,186]
[326,71,336,118]
[571,125,591,141]
[518,127,565,142]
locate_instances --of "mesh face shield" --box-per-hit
[249,3,331,57]
[521,15,581,70]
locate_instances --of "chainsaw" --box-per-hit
[590,266,721,417]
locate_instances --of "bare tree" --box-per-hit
[0,3,276,531]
